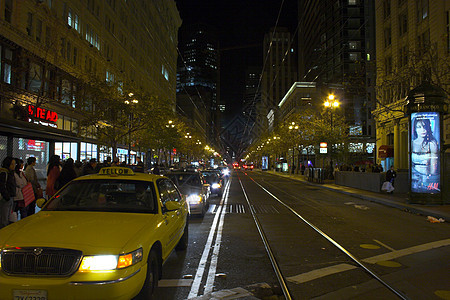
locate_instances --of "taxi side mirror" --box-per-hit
[36,198,47,208]
[165,200,182,211]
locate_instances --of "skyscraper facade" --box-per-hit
[297,0,377,159]
[177,23,220,146]
[261,27,297,132]
[0,0,181,164]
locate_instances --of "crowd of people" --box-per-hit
[0,155,153,229]
[0,156,42,229]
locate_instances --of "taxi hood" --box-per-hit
[0,211,159,253]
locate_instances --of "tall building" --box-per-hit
[372,0,449,171]
[297,0,377,160]
[261,27,297,132]
[0,0,181,165]
[177,23,220,146]
[242,66,261,141]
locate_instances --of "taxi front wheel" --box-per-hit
[136,250,160,299]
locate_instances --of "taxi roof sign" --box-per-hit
[99,167,135,176]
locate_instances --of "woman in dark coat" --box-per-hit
[46,155,61,199]
[0,157,16,229]
[58,158,77,188]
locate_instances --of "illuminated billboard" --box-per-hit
[262,156,268,170]
[410,112,440,193]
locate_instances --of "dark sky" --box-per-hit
[175,0,298,121]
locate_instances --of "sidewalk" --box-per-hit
[256,169,450,221]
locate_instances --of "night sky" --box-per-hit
[175,0,298,122]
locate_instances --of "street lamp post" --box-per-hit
[324,94,339,174]
[289,122,299,174]
[125,96,138,165]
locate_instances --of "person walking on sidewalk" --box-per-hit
[13,158,28,220]
[0,157,16,228]
[24,156,40,216]
[385,166,397,194]
[46,155,61,199]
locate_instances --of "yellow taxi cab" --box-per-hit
[0,167,189,300]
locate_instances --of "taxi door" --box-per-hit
[157,179,184,257]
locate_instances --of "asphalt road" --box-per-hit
[153,170,450,300]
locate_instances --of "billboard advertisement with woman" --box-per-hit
[410,112,440,193]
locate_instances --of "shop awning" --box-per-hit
[378,145,394,158]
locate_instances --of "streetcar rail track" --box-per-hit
[238,172,408,300]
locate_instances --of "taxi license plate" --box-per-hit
[13,290,47,300]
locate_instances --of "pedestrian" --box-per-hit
[58,158,77,188]
[135,157,144,173]
[24,156,40,216]
[82,158,98,175]
[152,164,160,175]
[74,160,83,177]
[46,155,61,199]
[12,158,29,220]
[385,165,397,194]
[111,157,120,166]
[0,157,16,229]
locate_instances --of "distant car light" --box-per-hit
[221,169,230,176]
[212,183,221,189]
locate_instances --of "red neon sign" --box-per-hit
[27,105,58,123]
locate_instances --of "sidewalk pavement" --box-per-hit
[255,169,450,221]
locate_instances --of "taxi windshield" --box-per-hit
[43,179,157,213]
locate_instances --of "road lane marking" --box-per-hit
[287,238,450,284]
[362,238,450,264]
[287,264,356,284]
[376,261,402,267]
[373,239,396,251]
[360,244,380,249]
[159,279,193,287]
[188,179,231,298]
[204,183,229,294]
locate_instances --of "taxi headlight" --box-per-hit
[212,183,221,189]
[79,255,118,271]
[187,194,202,204]
[79,248,143,271]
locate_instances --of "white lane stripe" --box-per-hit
[362,238,450,264]
[158,279,193,287]
[188,179,231,299]
[287,264,356,284]
[373,239,396,251]
[204,181,230,294]
[287,238,450,284]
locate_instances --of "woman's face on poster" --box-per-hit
[415,121,427,138]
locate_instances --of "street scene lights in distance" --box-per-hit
[324,94,339,108]
[166,120,175,128]
[289,122,299,130]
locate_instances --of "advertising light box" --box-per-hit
[410,112,440,193]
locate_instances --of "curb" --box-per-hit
[255,170,450,221]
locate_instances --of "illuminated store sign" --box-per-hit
[27,105,58,128]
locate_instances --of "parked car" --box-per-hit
[166,171,210,217]
[0,167,189,300]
